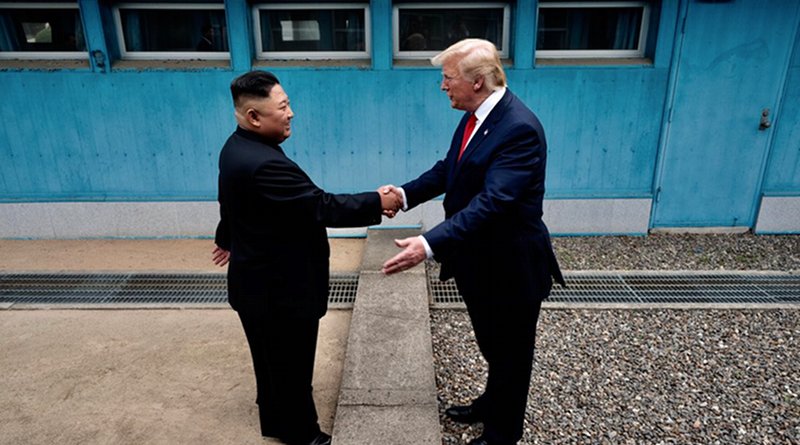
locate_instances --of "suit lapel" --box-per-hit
[451,90,513,178]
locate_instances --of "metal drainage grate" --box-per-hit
[429,272,800,306]
[328,273,360,306]
[0,272,360,307]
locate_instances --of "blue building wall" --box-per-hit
[1,0,798,236]
[0,65,672,199]
[764,24,800,195]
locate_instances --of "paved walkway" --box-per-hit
[0,238,364,445]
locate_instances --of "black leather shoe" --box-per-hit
[283,432,331,445]
[468,436,514,445]
[444,405,484,424]
[308,432,331,445]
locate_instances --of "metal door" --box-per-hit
[652,0,800,228]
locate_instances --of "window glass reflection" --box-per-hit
[119,8,228,52]
[259,9,366,52]
[0,8,85,52]
[398,8,505,52]
[537,7,643,51]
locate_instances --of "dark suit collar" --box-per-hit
[234,126,284,152]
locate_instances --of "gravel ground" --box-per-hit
[431,234,800,444]
[433,309,800,445]
[551,233,800,272]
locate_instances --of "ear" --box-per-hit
[473,75,485,92]
[246,108,260,127]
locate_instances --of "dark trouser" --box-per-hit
[461,290,542,445]
[237,306,321,445]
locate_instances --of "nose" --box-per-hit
[440,79,448,91]
[287,105,294,119]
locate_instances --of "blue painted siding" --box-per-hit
[371,0,393,70]
[0,72,233,200]
[0,66,670,201]
[763,23,800,195]
[520,68,669,198]
[651,0,800,228]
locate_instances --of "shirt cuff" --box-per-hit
[397,187,409,211]
[418,235,433,259]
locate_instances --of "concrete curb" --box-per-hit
[332,229,441,445]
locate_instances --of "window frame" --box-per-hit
[252,3,371,61]
[0,2,87,60]
[392,2,510,60]
[112,2,229,61]
[536,1,650,59]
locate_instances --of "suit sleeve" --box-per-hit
[423,125,543,256]
[253,157,382,228]
[214,175,231,250]
[401,158,448,209]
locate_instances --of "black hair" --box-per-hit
[230,70,280,107]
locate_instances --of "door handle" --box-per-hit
[759,108,771,130]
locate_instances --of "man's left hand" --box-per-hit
[212,245,230,267]
[382,237,426,275]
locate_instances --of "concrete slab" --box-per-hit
[355,271,430,318]
[338,315,435,398]
[333,229,440,445]
[756,196,800,234]
[333,405,441,445]
[339,273,435,397]
[359,228,423,272]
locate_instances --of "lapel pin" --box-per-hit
[483,129,489,136]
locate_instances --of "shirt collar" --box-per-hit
[473,86,507,123]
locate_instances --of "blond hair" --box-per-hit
[431,38,507,90]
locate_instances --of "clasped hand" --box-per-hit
[378,184,403,218]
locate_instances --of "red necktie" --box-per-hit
[458,113,478,162]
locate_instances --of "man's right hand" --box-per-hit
[212,245,230,267]
[378,185,403,218]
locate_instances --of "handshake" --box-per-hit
[377,184,404,218]
[375,184,428,275]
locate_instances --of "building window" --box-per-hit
[537,1,650,59]
[253,4,369,60]
[0,3,86,59]
[113,3,229,60]
[394,3,510,59]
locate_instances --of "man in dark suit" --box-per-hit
[213,70,401,445]
[382,39,565,445]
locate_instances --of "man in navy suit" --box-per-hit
[382,39,565,445]
[213,71,401,445]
